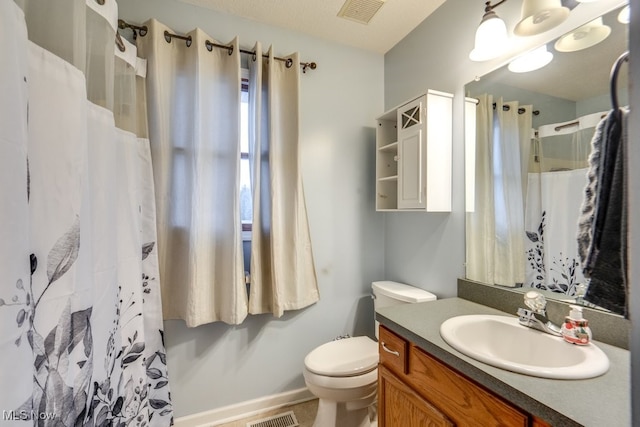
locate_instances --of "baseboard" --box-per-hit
[173,387,315,427]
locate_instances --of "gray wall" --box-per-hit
[117,0,386,418]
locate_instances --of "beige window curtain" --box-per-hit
[137,20,247,327]
[137,23,319,326]
[466,94,532,287]
[248,43,319,317]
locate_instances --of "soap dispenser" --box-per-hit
[561,305,592,345]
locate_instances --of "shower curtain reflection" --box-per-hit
[524,112,606,298]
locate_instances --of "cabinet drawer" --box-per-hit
[409,346,528,427]
[378,326,408,375]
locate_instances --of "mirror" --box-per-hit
[464,5,629,314]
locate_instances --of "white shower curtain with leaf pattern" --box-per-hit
[0,1,171,425]
[524,112,603,296]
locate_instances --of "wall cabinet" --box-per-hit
[378,325,551,427]
[375,90,453,212]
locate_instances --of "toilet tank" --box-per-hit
[372,281,436,339]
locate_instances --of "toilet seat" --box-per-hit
[303,366,378,391]
[304,336,378,377]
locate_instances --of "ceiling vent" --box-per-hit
[337,0,386,24]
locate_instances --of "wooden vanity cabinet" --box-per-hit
[378,325,549,427]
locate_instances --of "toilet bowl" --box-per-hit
[303,281,437,427]
[303,336,378,427]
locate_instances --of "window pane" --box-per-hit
[240,88,249,153]
[240,86,252,225]
[240,158,252,223]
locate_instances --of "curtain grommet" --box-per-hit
[285,58,293,68]
[115,33,126,52]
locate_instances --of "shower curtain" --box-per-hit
[1,1,171,425]
[524,111,605,297]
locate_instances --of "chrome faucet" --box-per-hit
[517,291,562,337]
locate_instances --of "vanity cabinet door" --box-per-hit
[379,364,454,427]
[378,326,538,427]
[408,346,529,427]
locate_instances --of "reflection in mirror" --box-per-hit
[464,5,628,315]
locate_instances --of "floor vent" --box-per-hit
[337,0,386,24]
[246,411,299,427]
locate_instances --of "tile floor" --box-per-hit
[214,399,318,427]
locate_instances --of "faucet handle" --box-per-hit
[524,291,547,313]
[517,307,534,323]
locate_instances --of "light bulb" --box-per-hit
[469,11,509,62]
[508,45,553,73]
[618,6,630,24]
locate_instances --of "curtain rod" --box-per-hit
[553,114,607,132]
[492,102,540,116]
[118,20,317,73]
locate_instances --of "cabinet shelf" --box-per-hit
[378,142,398,152]
[379,175,398,182]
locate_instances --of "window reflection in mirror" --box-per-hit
[464,5,628,314]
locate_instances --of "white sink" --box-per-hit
[439,314,610,379]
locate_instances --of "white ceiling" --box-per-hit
[176,0,447,54]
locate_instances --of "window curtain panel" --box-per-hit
[466,95,531,287]
[248,44,319,317]
[1,1,172,425]
[523,112,602,297]
[136,20,248,327]
[466,94,496,284]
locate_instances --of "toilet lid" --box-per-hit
[305,336,379,377]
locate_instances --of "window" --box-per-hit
[240,71,252,240]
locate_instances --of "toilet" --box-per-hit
[303,281,437,427]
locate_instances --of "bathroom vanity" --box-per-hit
[376,298,630,426]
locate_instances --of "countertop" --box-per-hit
[376,298,630,427]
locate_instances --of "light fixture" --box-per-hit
[618,6,630,24]
[469,1,510,62]
[508,45,553,73]
[514,0,570,36]
[554,17,611,52]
